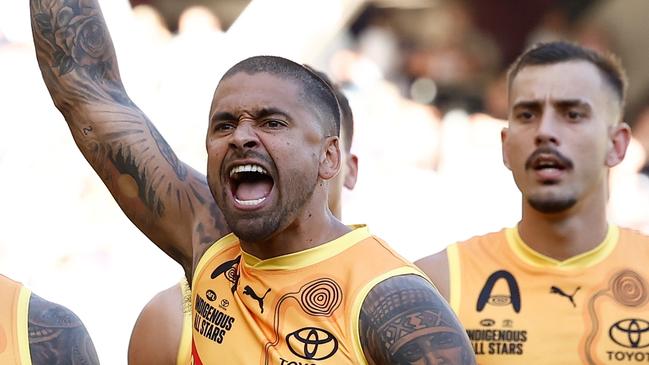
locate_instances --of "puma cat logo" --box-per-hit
[243,285,271,313]
[550,286,580,307]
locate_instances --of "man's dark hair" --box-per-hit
[220,56,341,137]
[507,41,628,106]
[302,65,354,152]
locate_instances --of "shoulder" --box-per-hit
[415,249,450,300]
[129,282,185,365]
[28,293,99,365]
[358,274,475,365]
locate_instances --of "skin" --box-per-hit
[416,60,631,302]
[28,294,99,365]
[31,0,474,363]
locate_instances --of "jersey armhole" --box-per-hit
[177,280,192,365]
[349,267,430,364]
[447,243,462,315]
[17,287,32,365]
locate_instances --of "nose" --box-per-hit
[230,122,259,150]
[535,110,560,147]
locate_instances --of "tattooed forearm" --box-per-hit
[360,275,475,365]
[28,294,99,365]
[31,0,227,269]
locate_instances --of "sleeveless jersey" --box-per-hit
[448,225,649,364]
[177,277,192,365]
[0,275,32,365]
[191,225,423,364]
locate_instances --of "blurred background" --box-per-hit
[2,0,649,363]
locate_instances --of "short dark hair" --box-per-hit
[302,65,354,152]
[507,41,628,105]
[220,56,341,137]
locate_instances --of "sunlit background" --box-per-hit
[2,0,649,363]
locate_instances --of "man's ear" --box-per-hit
[320,136,341,180]
[343,153,358,190]
[606,122,631,167]
[501,127,512,170]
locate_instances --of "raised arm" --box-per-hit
[28,293,99,365]
[30,0,228,275]
[359,274,475,364]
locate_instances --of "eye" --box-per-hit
[567,110,583,121]
[516,111,534,122]
[262,119,286,129]
[212,121,235,133]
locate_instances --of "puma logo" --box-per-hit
[243,285,271,313]
[550,286,580,307]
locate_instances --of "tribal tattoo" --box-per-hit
[360,275,475,365]
[31,0,228,269]
[28,294,99,365]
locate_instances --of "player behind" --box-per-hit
[0,274,99,364]
[416,41,648,364]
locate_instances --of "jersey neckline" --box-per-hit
[241,225,370,270]
[505,224,619,270]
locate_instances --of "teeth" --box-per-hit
[229,164,268,177]
[235,197,266,206]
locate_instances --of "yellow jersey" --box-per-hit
[448,225,649,364]
[191,225,422,364]
[0,275,32,365]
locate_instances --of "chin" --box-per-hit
[229,216,279,243]
[527,196,577,214]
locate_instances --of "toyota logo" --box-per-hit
[286,327,339,360]
[609,319,649,349]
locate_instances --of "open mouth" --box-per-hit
[531,156,566,171]
[228,164,274,207]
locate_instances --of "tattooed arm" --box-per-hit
[359,275,475,365]
[30,0,228,275]
[28,294,99,365]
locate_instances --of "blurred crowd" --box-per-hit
[2,0,649,363]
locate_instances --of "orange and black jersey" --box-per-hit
[448,225,649,364]
[191,225,424,364]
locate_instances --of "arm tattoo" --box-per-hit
[31,0,227,267]
[360,275,475,365]
[28,294,99,365]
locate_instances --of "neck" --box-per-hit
[518,193,609,261]
[239,204,350,260]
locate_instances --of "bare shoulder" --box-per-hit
[28,293,99,365]
[415,249,450,301]
[128,283,186,365]
[359,274,475,365]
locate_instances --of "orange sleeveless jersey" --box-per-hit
[0,275,32,365]
[448,225,649,364]
[191,225,423,364]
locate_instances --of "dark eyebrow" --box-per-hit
[512,100,542,111]
[254,107,291,119]
[554,99,592,112]
[211,111,237,122]
[210,107,291,124]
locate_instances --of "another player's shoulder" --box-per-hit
[415,249,450,300]
[618,225,649,245]
[358,274,475,364]
[415,229,509,300]
[129,281,186,365]
[456,228,509,249]
[28,293,99,365]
